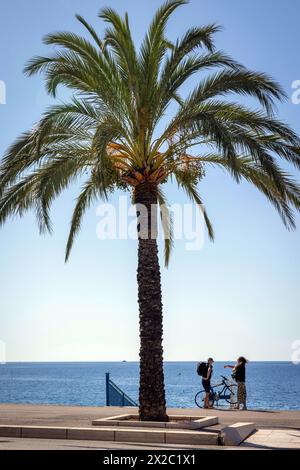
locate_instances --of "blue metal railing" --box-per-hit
[105,372,137,407]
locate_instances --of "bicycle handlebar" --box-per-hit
[221,375,230,381]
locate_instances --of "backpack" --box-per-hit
[197,362,208,377]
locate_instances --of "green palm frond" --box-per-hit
[174,168,214,241]
[65,174,98,262]
[187,69,286,114]
[75,14,104,50]
[198,153,300,228]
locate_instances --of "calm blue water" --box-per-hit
[0,362,299,410]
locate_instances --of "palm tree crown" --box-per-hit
[1,0,300,261]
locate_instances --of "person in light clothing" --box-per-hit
[224,357,248,410]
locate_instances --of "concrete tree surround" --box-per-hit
[92,414,218,430]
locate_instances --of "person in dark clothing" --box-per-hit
[202,357,214,409]
[224,357,248,410]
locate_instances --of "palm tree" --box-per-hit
[1,0,300,421]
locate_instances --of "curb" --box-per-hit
[219,422,257,446]
[0,424,219,446]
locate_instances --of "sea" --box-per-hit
[0,362,299,410]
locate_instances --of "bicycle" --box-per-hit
[195,375,238,408]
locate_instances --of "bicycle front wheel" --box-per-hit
[195,390,214,408]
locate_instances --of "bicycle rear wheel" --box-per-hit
[224,383,238,405]
[195,390,214,408]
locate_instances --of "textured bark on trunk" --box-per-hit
[134,182,168,422]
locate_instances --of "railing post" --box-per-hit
[106,372,110,406]
[105,373,137,407]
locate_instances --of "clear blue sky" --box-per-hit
[0,0,299,362]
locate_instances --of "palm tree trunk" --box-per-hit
[134,181,168,422]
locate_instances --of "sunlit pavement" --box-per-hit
[0,404,299,430]
[242,429,300,449]
[1,405,300,450]
[1,431,300,450]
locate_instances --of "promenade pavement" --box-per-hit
[0,404,299,449]
[0,404,299,430]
